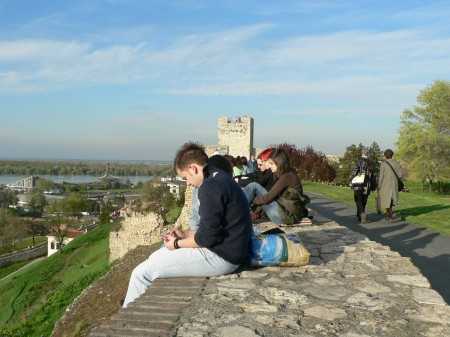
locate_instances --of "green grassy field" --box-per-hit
[303,181,450,236]
[0,222,116,337]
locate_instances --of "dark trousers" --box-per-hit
[354,190,368,219]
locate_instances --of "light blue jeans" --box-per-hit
[189,187,200,230]
[243,182,283,224]
[123,246,238,307]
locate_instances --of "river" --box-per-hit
[0,174,152,186]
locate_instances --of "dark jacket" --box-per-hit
[237,169,275,191]
[194,164,252,265]
[349,157,376,193]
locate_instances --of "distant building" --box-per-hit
[47,228,85,256]
[326,154,343,163]
[166,181,186,198]
[99,163,119,183]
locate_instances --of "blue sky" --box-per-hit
[1,0,449,161]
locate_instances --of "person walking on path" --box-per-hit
[378,148,403,222]
[349,148,376,224]
[123,142,252,307]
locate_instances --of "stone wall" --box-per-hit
[109,213,165,262]
[109,187,193,262]
[0,242,47,267]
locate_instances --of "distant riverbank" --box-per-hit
[0,174,152,186]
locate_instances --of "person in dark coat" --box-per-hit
[349,148,376,224]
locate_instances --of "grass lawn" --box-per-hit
[0,222,116,337]
[0,260,30,280]
[304,181,450,236]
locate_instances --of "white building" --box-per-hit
[47,229,85,256]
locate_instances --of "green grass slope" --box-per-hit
[0,222,117,337]
[304,181,450,236]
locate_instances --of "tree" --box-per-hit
[0,208,27,251]
[140,182,170,218]
[368,141,383,175]
[0,189,18,207]
[49,223,69,254]
[396,80,450,192]
[98,203,111,224]
[46,192,88,224]
[27,189,47,214]
[65,192,89,220]
[34,178,55,192]
[277,143,336,182]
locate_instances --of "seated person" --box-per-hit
[243,148,308,225]
[236,148,275,190]
[189,154,234,230]
[232,156,246,177]
[123,142,252,307]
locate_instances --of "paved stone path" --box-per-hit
[308,192,450,305]
[89,210,450,337]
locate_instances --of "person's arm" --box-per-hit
[164,229,199,250]
[253,174,290,205]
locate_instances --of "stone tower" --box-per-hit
[218,116,254,159]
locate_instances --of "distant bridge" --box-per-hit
[2,176,39,191]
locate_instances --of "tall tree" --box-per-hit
[368,141,383,175]
[396,80,450,192]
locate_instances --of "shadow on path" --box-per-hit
[309,192,450,305]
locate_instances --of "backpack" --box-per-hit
[277,188,310,225]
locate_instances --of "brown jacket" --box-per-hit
[253,171,303,205]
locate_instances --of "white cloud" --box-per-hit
[1,19,449,99]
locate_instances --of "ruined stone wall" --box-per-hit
[109,213,164,262]
[109,187,193,262]
[217,116,254,159]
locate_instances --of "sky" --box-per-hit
[1,0,449,161]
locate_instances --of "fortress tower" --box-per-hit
[205,116,254,158]
[218,116,254,158]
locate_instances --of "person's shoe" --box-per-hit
[118,299,125,307]
[360,212,367,224]
[388,216,400,223]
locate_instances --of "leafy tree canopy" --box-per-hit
[396,80,450,191]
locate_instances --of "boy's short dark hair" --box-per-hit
[174,142,208,171]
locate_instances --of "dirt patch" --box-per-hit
[51,244,159,337]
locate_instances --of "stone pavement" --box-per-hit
[89,210,450,337]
